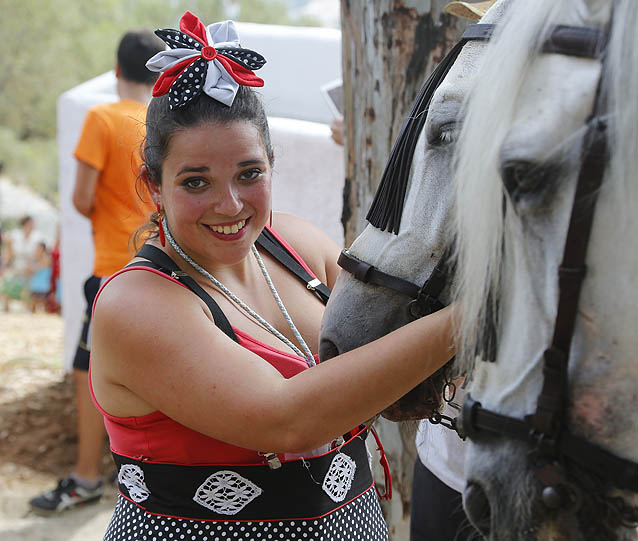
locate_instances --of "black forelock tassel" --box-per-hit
[366,38,467,234]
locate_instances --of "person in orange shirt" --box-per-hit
[29,29,164,514]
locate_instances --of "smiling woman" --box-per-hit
[88,12,457,541]
[145,109,273,268]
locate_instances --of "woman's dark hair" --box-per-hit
[134,86,274,248]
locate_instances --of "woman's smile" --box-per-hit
[204,217,249,241]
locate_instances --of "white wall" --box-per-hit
[57,24,344,370]
[236,22,342,124]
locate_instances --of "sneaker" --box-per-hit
[29,477,103,514]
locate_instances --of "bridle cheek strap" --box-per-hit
[463,17,638,521]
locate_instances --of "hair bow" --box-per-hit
[146,12,266,109]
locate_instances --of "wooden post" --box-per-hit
[340,0,467,245]
[339,2,468,538]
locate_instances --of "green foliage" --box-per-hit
[0,127,58,202]
[0,0,321,197]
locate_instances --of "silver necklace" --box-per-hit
[162,217,316,367]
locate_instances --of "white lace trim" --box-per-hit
[118,464,150,503]
[322,453,357,502]
[193,470,263,515]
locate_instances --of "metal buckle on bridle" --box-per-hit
[408,291,445,319]
[428,377,465,439]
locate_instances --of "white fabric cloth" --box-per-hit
[6,228,44,275]
[415,387,466,493]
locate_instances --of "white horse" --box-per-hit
[453,0,638,539]
[318,0,510,535]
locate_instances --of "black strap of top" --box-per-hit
[256,229,331,305]
[130,230,331,342]
[130,244,240,343]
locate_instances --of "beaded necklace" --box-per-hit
[162,217,316,367]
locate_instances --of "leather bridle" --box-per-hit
[458,15,638,528]
[337,245,452,319]
[339,18,638,527]
[337,24,496,321]
[340,22,613,316]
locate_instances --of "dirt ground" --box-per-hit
[0,305,116,540]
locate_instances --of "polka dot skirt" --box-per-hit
[103,488,387,541]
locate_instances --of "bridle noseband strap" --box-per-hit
[337,248,451,317]
[462,397,638,493]
[337,250,420,298]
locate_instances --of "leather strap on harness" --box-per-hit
[337,250,422,298]
[462,397,638,492]
[532,79,609,438]
[337,245,453,318]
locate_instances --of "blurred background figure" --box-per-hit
[0,216,45,311]
[27,241,52,313]
[45,231,62,314]
[28,28,164,515]
[330,115,344,146]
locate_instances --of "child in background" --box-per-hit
[28,241,52,313]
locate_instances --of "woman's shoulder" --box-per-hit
[270,212,341,287]
[94,264,196,322]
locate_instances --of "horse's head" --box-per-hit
[454,0,638,538]
[319,1,512,423]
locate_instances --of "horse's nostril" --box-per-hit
[464,482,492,538]
[318,339,339,363]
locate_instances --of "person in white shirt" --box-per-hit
[0,216,44,310]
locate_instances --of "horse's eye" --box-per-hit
[501,160,554,203]
[426,122,459,147]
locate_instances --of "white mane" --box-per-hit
[452,0,638,374]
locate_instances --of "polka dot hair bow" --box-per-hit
[146,12,266,109]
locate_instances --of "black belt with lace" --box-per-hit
[112,432,373,522]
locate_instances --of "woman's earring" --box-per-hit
[269,210,273,228]
[157,203,166,247]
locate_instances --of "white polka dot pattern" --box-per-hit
[103,488,387,540]
[170,58,206,108]
[155,28,204,51]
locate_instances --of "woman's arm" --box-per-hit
[91,269,454,454]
